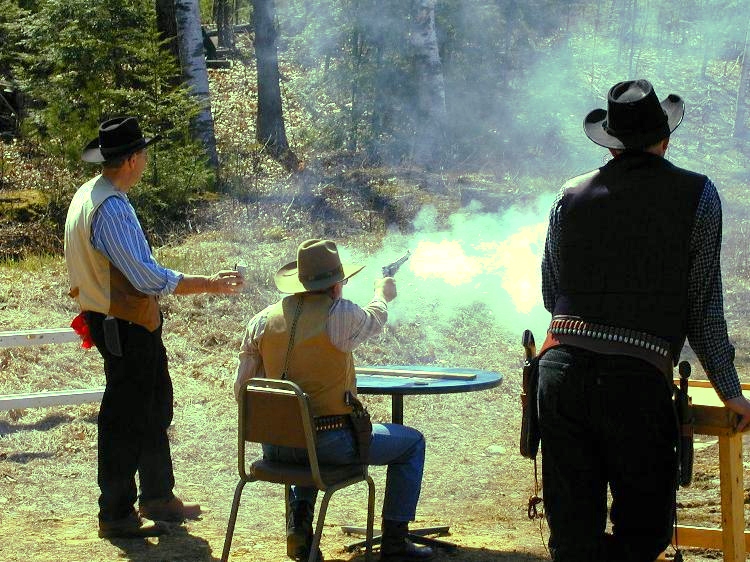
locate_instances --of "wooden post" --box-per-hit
[718,432,746,562]
[668,383,750,561]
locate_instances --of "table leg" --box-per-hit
[390,393,457,551]
[391,394,404,425]
[718,432,745,562]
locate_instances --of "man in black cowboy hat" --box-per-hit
[64,116,244,538]
[235,239,434,562]
[538,80,750,561]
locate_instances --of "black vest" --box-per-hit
[553,151,706,359]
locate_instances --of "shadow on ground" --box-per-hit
[106,525,219,562]
[344,545,549,562]
[0,412,74,435]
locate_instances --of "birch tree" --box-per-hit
[175,0,219,168]
[410,0,446,168]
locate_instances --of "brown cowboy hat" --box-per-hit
[274,239,365,294]
[584,79,684,149]
[82,116,161,163]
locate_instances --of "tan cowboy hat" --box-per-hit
[583,79,684,149]
[274,239,365,293]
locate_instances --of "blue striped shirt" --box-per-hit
[91,192,182,296]
[542,177,741,400]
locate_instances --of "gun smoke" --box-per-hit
[342,193,557,340]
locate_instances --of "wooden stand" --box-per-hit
[663,381,750,561]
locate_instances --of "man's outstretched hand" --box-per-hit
[724,395,750,432]
[174,271,245,295]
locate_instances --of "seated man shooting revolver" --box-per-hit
[235,239,433,562]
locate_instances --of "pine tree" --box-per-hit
[11,0,214,233]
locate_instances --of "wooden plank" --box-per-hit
[206,59,232,69]
[0,328,79,348]
[0,387,104,411]
[718,433,746,562]
[673,525,729,549]
[356,367,476,380]
[689,386,744,435]
[680,379,750,391]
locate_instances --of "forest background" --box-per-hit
[1,1,750,561]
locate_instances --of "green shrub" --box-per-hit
[7,0,214,237]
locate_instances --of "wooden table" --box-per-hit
[666,381,750,561]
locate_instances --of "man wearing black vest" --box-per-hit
[538,79,750,561]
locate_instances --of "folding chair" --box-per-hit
[221,378,375,562]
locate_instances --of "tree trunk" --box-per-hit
[409,0,446,169]
[252,0,298,170]
[734,25,750,140]
[174,0,219,168]
[155,0,180,62]
[349,24,361,152]
[214,0,233,48]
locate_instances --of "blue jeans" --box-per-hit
[537,346,678,562]
[263,422,425,521]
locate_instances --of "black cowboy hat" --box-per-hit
[584,79,684,149]
[81,116,161,163]
[274,239,365,294]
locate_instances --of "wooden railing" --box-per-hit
[0,328,104,411]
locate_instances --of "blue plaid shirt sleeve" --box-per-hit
[686,179,740,400]
[91,194,182,296]
[541,189,564,314]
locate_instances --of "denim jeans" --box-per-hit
[263,422,425,521]
[537,346,678,562]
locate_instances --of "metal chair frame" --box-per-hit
[221,378,375,562]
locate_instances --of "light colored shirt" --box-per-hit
[542,177,741,400]
[91,192,182,296]
[235,295,388,400]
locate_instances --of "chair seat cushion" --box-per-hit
[250,458,366,488]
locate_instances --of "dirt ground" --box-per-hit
[1,359,747,562]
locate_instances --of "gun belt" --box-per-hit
[314,414,351,432]
[544,316,673,377]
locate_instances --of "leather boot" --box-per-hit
[286,502,323,561]
[380,520,435,561]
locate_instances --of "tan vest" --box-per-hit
[261,294,356,417]
[64,175,161,332]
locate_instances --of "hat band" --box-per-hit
[100,137,147,157]
[301,265,344,283]
[603,121,671,147]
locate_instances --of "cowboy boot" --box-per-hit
[286,502,323,561]
[380,520,435,561]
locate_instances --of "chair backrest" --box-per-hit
[243,383,310,449]
[238,378,321,478]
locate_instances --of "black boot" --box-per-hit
[286,502,323,561]
[380,520,435,561]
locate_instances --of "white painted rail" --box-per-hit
[0,327,80,347]
[0,328,104,411]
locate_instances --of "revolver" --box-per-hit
[381,249,411,277]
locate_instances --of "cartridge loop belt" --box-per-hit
[314,414,350,432]
[544,315,673,377]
